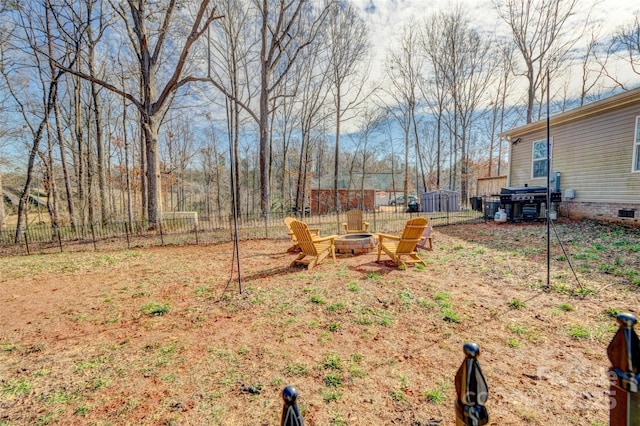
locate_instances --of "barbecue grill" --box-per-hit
[498,186,561,222]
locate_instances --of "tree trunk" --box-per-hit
[333,83,341,213]
[142,116,162,227]
[53,89,77,232]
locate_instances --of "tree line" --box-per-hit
[0,0,639,242]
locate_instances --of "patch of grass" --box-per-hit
[507,338,520,348]
[42,388,77,405]
[508,324,529,335]
[330,414,347,426]
[0,342,18,353]
[74,405,91,416]
[195,285,211,298]
[1,379,31,397]
[573,287,596,297]
[364,272,380,282]
[140,301,170,316]
[508,299,526,309]
[310,294,326,305]
[327,322,341,332]
[349,365,366,378]
[322,353,343,371]
[558,303,574,312]
[324,372,342,387]
[434,292,451,305]
[389,388,407,403]
[376,310,393,326]
[322,389,342,403]
[398,290,413,305]
[326,302,345,312]
[284,363,308,376]
[347,281,361,292]
[132,290,151,298]
[415,263,425,271]
[603,307,622,319]
[441,308,460,323]
[567,325,590,340]
[424,387,446,404]
[471,247,487,255]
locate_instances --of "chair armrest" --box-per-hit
[376,233,400,243]
[363,222,370,231]
[342,223,348,232]
[308,228,320,236]
[315,234,337,243]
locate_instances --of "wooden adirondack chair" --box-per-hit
[284,216,320,252]
[376,217,428,268]
[417,225,433,251]
[342,209,370,234]
[289,220,337,269]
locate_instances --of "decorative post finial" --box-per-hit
[454,342,489,426]
[607,313,640,425]
[281,386,303,426]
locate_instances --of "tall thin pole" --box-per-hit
[546,69,551,290]
[227,97,243,294]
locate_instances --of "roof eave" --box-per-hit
[499,87,640,139]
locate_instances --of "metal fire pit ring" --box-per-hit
[334,233,378,255]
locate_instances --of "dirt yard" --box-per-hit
[1,220,639,425]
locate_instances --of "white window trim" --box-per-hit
[633,116,640,173]
[531,138,552,179]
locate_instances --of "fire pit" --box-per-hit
[334,233,378,255]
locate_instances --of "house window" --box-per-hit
[532,139,548,178]
[634,116,640,172]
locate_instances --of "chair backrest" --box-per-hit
[345,209,364,231]
[284,216,295,230]
[397,217,429,254]
[284,216,297,240]
[289,220,318,255]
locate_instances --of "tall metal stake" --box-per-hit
[226,97,242,294]
[546,69,551,290]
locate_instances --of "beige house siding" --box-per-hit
[503,88,640,222]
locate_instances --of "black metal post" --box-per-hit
[281,386,303,426]
[23,229,29,255]
[454,342,489,426]
[125,221,131,250]
[90,222,96,251]
[607,313,640,425]
[56,224,62,252]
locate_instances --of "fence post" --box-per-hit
[281,385,303,426]
[22,229,30,255]
[454,342,489,426]
[607,313,640,425]
[90,222,97,251]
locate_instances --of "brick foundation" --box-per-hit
[560,201,640,226]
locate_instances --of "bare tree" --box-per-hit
[420,14,453,190]
[2,0,73,242]
[612,11,640,86]
[494,0,582,123]
[50,0,223,227]
[327,2,370,213]
[437,7,497,202]
[386,22,424,207]
[207,0,333,217]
